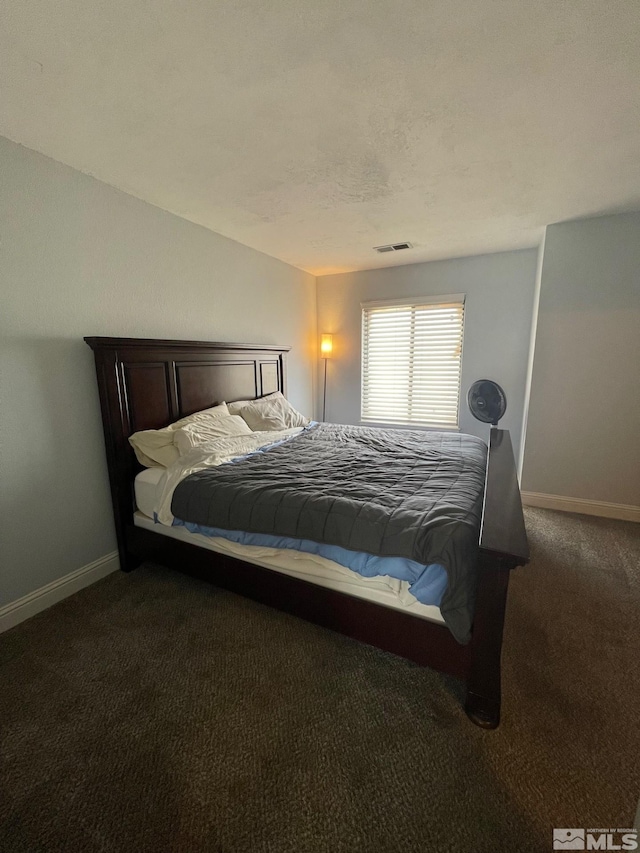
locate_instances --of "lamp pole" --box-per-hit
[322,357,328,421]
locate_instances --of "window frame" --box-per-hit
[360,293,466,430]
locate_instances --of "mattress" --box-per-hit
[134,469,445,625]
[135,467,164,519]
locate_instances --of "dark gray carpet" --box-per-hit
[1,508,638,853]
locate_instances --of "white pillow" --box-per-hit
[129,403,230,467]
[227,399,252,416]
[173,415,252,455]
[236,391,309,431]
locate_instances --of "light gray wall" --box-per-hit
[521,212,640,507]
[316,249,538,463]
[0,137,316,609]
[518,236,545,475]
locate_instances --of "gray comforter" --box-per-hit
[171,423,487,643]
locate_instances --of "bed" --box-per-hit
[85,336,529,728]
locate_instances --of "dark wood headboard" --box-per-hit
[85,336,290,568]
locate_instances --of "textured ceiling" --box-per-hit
[2,0,640,274]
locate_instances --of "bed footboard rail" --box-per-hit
[466,428,529,728]
[478,428,529,569]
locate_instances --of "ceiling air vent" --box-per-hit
[374,242,413,253]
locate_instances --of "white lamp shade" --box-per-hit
[320,334,333,357]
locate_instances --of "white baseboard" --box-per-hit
[521,491,640,523]
[0,551,120,634]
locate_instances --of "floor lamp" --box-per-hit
[320,334,333,421]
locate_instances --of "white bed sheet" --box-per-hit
[133,469,445,626]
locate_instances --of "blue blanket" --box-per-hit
[172,517,448,606]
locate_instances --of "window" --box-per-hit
[361,295,465,428]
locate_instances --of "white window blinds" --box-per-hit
[361,296,465,427]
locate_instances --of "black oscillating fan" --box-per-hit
[467,380,507,426]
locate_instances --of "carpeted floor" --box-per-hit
[1,508,639,853]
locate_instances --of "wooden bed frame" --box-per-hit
[85,336,529,729]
